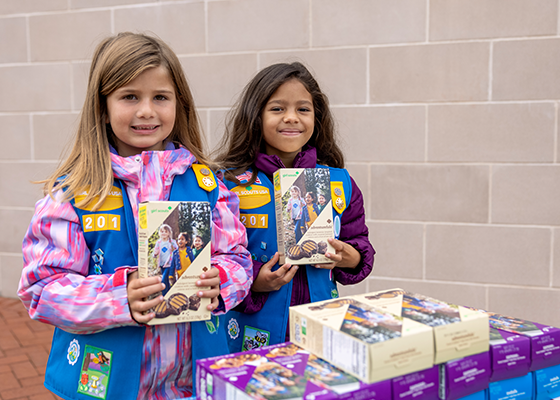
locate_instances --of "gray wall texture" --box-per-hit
[2,0,560,327]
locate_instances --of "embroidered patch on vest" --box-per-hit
[331,181,346,214]
[206,317,217,334]
[92,248,104,275]
[74,186,124,212]
[227,318,240,340]
[242,326,270,351]
[235,171,262,184]
[331,288,339,299]
[192,164,217,192]
[77,345,113,399]
[67,339,80,366]
[230,185,271,210]
[333,215,341,239]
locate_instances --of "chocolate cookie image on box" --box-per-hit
[317,241,328,255]
[188,294,201,311]
[154,300,171,319]
[168,293,189,315]
[301,240,318,257]
[287,244,305,260]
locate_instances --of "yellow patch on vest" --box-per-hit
[192,164,217,192]
[74,186,123,211]
[331,181,346,214]
[231,185,271,210]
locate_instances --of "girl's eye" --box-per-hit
[123,94,137,100]
[299,108,311,112]
[154,95,167,101]
[270,107,283,112]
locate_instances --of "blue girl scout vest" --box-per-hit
[44,166,225,400]
[223,165,352,353]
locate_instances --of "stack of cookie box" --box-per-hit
[289,288,560,400]
[194,288,560,399]
[196,341,445,399]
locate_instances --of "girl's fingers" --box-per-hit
[313,262,336,270]
[206,296,220,311]
[132,310,155,324]
[197,286,220,299]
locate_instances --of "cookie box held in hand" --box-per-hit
[354,289,489,364]
[289,297,434,383]
[273,168,336,265]
[138,201,211,325]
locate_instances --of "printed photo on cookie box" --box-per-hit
[256,342,392,400]
[273,168,336,265]
[138,201,211,325]
[196,350,339,400]
[354,289,489,364]
[196,342,392,400]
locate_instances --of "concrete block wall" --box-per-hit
[1,0,560,326]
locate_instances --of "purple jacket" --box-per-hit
[235,145,375,314]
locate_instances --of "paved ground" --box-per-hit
[0,296,62,400]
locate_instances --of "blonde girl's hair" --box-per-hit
[43,32,209,210]
[159,224,173,237]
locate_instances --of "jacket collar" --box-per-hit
[254,145,317,176]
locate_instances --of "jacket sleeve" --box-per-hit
[210,180,253,313]
[232,260,270,314]
[333,176,375,285]
[19,191,136,334]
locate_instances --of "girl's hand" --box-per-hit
[127,271,166,324]
[196,267,221,312]
[312,238,361,270]
[252,253,298,292]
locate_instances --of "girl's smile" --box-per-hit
[177,235,186,249]
[261,79,314,168]
[194,236,203,250]
[106,66,177,157]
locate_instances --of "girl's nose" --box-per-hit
[137,99,155,118]
[283,111,299,123]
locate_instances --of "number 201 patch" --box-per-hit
[83,214,121,232]
[240,213,268,229]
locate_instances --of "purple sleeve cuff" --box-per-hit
[233,260,270,314]
[333,176,375,285]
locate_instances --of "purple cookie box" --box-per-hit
[439,351,491,400]
[489,327,531,382]
[488,317,560,371]
[196,352,338,400]
[392,365,439,400]
[196,342,393,400]
[252,343,392,400]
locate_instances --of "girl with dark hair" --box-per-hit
[215,62,374,352]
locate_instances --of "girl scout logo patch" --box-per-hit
[77,345,113,399]
[228,318,240,340]
[67,339,80,366]
[231,185,271,209]
[242,326,270,351]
